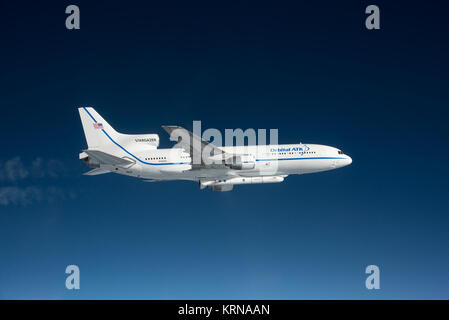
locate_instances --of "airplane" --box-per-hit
[78,107,352,191]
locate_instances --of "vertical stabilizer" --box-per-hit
[78,107,123,155]
[78,107,160,159]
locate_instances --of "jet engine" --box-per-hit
[226,154,256,170]
[79,152,100,168]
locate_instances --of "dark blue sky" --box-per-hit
[1,1,448,299]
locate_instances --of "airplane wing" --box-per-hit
[83,167,111,176]
[162,125,232,167]
[83,150,134,167]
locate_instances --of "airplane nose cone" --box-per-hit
[345,155,352,166]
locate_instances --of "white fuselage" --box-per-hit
[78,107,352,190]
[114,144,352,181]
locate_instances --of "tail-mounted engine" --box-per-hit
[79,152,100,168]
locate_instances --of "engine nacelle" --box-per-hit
[79,152,100,168]
[226,154,255,170]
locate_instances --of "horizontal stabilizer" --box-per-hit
[84,150,134,167]
[83,168,110,176]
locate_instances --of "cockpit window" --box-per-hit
[338,150,343,154]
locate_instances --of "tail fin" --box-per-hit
[78,107,159,158]
[78,107,121,150]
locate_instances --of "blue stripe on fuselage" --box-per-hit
[82,107,346,166]
[256,157,345,161]
[83,107,188,166]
